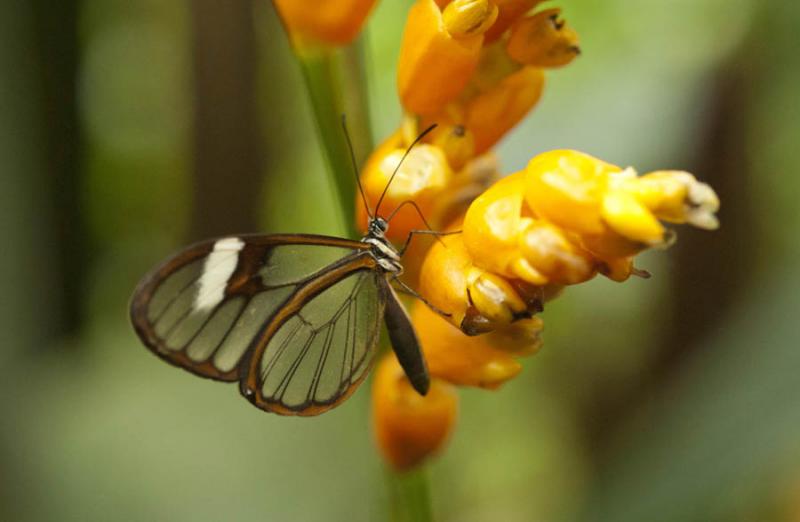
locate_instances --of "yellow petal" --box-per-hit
[524,149,621,235]
[601,190,666,245]
[443,0,499,39]
[627,170,720,229]
[463,172,546,283]
[518,221,597,284]
[466,269,530,324]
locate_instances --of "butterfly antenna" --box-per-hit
[341,114,373,219]
[374,123,438,218]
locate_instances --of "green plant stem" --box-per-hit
[294,37,372,239]
[387,467,434,522]
[341,35,374,161]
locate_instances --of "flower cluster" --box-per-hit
[358,1,720,472]
[276,0,721,473]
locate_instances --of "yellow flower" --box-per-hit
[419,149,720,335]
[361,0,721,475]
[372,353,458,472]
[272,0,378,46]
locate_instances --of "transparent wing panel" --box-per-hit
[257,270,384,411]
[259,244,355,287]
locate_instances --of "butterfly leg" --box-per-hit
[386,199,460,252]
[391,275,452,319]
[398,229,462,256]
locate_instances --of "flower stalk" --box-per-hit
[387,467,434,522]
[294,39,373,238]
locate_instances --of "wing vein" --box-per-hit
[308,323,335,402]
[260,318,305,382]
[207,295,251,362]
[275,330,317,401]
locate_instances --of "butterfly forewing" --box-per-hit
[130,235,384,413]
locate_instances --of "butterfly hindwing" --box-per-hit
[240,257,386,415]
[130,234,376,396]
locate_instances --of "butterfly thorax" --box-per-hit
[362,217,403,274]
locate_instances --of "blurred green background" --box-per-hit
[2,0,799,521]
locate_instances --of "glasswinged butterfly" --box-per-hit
[130,123,445,416]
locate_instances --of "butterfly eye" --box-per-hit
[370,217,389,234]
[378,218,389,232]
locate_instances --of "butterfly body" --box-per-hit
[130,217,429,416]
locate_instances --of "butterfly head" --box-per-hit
[363,216,402,273]
[368,216,389,238]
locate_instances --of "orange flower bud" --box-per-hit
[467,65,545,154]
[506,8,581,68]
[398,0,485,115]
[484,0,544,43]
[412,303,523,389]
[273,0,377,46]
[372,354,458,471]
[357,132,453,241]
